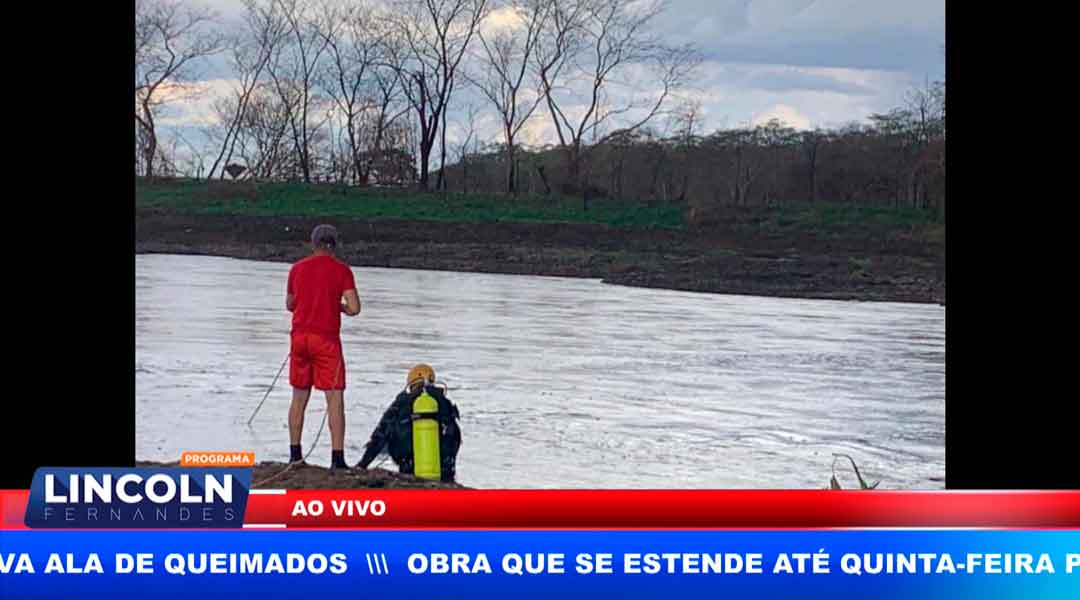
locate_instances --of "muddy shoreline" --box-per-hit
[135,210,945,304]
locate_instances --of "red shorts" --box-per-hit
[289,332,346,391]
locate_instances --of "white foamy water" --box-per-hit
[136,254,945,489]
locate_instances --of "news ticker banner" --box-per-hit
[2,530,1079,599]
[1,467,1078,598]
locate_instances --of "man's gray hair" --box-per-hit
[311,224,339,249]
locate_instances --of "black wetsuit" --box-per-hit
[357,385,462,482]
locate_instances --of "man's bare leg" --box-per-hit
[289,387,312,462]
[325,390,346,450]
[325,390,346,468]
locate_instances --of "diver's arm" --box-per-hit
[357,403,398,468]
[356,442,382,469]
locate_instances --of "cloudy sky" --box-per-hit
[158,0,944,166]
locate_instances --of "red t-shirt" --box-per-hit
[287,254,357,338]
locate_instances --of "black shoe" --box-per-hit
[330,450,348,470]
[289,445,304,463]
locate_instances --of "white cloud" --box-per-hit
[154,78,239,127]
[676,60,915,130]
[480,6,525,35]
[751,104,811,129]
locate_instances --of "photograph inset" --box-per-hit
[135,0,946,490]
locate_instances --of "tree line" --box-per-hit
[445,80,944,218]
[135,0,944,218]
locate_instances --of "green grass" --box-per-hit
[136,178,943,237]
[741,202,942,236]
[136,178,685,229]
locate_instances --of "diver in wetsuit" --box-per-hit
[355,364,462,483]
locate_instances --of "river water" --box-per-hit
[135,254,946,489]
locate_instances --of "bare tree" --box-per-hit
[906,78,945,209]
[317,2,411,186]
[756,120,797,206]
[470,0,550,194]
[135,0,224,177]
[206,0,289,179]
[357,53,413,184]
[265,0,335,183]
[665,98,702,204]
[368,119,420,184]
[173,130,208,178]
[868,77,945,209]
[318,1,377,185]
[386,0,490,190]
[230,83,298,179]
[711,125,765,207]
[799,128,826,204]
[534,0,698,205]
[449,103,481,194]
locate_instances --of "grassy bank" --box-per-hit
[136,178,685,229]
[738,203,943,237]
[135,177,944,303]
[135,177,944,241]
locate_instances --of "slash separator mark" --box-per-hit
[365,553,390,575]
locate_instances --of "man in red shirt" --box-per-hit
[286,224,361,469]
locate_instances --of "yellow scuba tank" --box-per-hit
[411,389,441,481]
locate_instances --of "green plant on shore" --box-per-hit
[848,257,872,280]
[828,454,880,490]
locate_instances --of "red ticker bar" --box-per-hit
[0,490,28,529]
[243,490,1080,529]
